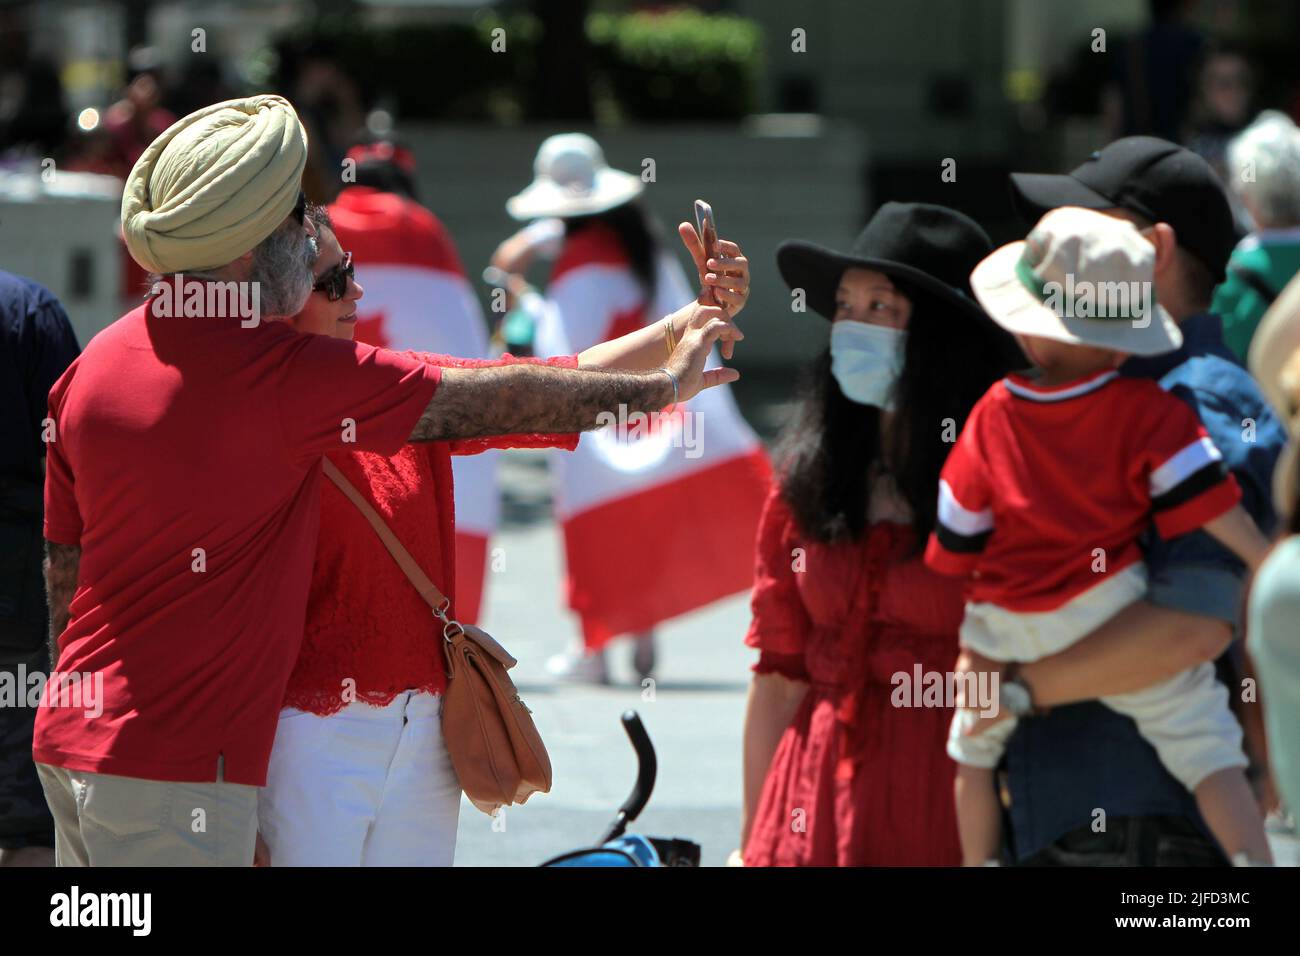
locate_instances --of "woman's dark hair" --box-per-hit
[563,200,658,302]
[349,134,420,203]
[354,160,419,202]
[776,281,1022,547]
[305,201,331,232]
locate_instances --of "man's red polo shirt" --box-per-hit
[34,294,440,785]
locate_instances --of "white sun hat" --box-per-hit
[970,205,1182,356]
[506,133,644,220]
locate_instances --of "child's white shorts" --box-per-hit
[947,562,1247,790]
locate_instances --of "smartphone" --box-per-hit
[694,200,719,264]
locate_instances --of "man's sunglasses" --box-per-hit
[291,189,307,225]
[313,252,354,301]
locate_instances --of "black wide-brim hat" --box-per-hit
[777,202,995,322]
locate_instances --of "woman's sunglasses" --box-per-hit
[313,252,354,301]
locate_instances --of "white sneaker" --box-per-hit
[545,647,609,685]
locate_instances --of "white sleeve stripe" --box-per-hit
[937,479,994,536]
[1149,437,1224,497]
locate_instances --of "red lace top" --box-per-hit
[282,352,580,715]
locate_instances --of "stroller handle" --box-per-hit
[599,710,658,843]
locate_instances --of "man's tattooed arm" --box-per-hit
[43,541,80,664]
[409,364,674,443]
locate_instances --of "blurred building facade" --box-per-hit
[3,0,1298,367]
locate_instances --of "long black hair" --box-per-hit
[563,200,659,302]
[776,280,1022,547]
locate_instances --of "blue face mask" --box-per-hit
[829,320,907,409]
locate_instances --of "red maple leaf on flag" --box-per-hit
[352,309,391,349]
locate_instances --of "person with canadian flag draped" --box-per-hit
[326,135,500,624]
[493,133,772,683]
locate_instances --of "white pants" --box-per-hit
[258,690,462,866]
[949,563,1247,790]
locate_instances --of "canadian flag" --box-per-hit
[328,186,497,623]
[535,223,773,650]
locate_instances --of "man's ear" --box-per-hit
[225,247,255,281]
[1149,222,1179,277]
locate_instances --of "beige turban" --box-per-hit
[121,94,308,275]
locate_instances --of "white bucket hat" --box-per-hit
[970,206,1182,356]
[506,133,644,220]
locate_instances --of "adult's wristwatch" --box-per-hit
[999,666,1036,718]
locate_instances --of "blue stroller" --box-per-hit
[540,711,701,867]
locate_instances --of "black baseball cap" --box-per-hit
[1009,136,1239,282]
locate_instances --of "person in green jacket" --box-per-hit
[1213,111,1300,361]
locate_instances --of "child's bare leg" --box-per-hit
[1195,768,1273,864]
[954,763,1001,866]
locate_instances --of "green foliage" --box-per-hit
[268,8,760,123]
[588,9,762,120]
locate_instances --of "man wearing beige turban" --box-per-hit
[33,95,747,866]
[1246,273,1300,824]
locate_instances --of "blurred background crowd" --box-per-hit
[4,0,1300,379]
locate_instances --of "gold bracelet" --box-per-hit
[663,317,677,357]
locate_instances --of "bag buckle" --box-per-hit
[432,597,464,643]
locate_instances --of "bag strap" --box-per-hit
[321,458,451,616]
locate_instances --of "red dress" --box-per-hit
[743,487,965,866]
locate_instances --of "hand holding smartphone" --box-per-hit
[694,200,719,265]
[693,199,736,358]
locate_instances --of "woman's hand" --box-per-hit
[678,222,750,359]
[664,303,743,402]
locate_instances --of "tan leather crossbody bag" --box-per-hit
[322,458,552,815]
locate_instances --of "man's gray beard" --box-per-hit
[250,226,317,320]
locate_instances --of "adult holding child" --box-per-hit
[930,205,1272,866]
[959,137,1287,866]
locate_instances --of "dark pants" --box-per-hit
[0,647,56,851]
[1019,816,1228,866]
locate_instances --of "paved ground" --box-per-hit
[453,443,1298,867]
[452,449,753,867]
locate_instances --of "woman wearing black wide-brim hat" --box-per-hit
[738,202,1025,867]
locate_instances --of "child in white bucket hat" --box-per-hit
[925,206,1274,866]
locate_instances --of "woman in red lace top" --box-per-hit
[740,204,1024,866]
[257,207,749,866]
